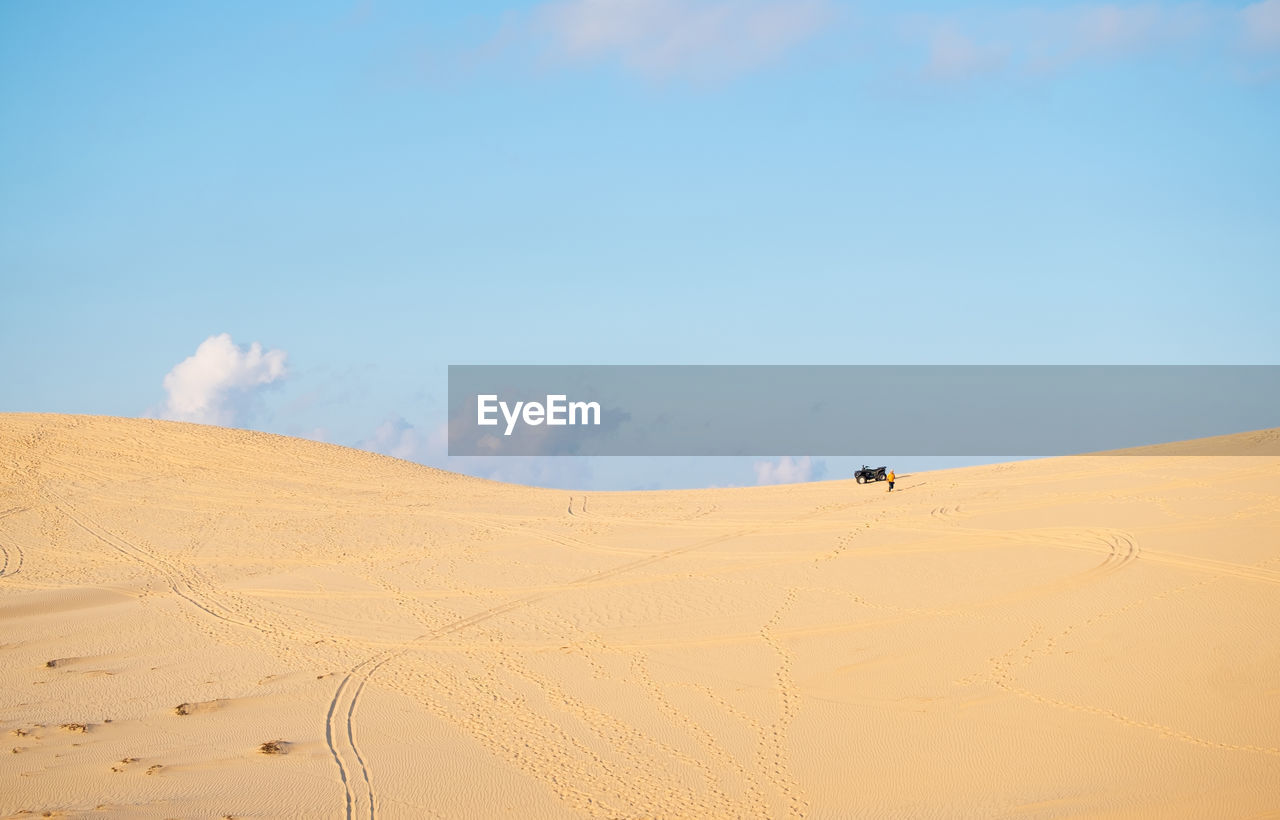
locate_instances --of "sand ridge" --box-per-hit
[1,414,1278,818]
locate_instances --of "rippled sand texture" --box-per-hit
[2,415,1278,818]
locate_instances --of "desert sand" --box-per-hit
[1,414,1278,819]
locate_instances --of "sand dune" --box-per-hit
[2,414,1278,819]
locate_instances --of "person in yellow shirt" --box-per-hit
[886,469,896,492]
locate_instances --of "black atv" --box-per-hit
[855,465,887,484]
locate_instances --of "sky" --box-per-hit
[2,0,1278,489]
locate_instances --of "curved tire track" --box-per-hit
[327,657,393,820]
[326,522,768,819]
[42,492,353,649]
[48,493,258,630]
[0,541,23,578]
[0,505,30,578]
[0,505,31,520]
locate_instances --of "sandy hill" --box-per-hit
[1,414,1278,819]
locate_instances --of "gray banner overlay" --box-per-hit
[448,366,1279,456]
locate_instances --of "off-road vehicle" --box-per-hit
[855,465,887,484]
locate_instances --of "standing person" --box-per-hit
[886,469,896,492]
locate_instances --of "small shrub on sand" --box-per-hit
[258,740,288,755]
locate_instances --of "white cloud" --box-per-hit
[360,415,428,461]
[923,25,1007,79]
[157,334,287,426]
[1053,3,1211,60]
[467,1,1278,86]
[1070,4,1169,51]
[535,0,834,78]
[753,455,822,485]
[903,3,1216,81]
[1242,0,1280,49]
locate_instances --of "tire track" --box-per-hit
[1054,524,1271,588]
[0,541,23,577]
[43,488,391,813]
[0,505,30,578]
[41,492,385,818]
[883,528,1145,610]
[327,656,393,820]
[1136,549,1280,587]
[883,524,1145,582]
[373,600,638,817]
[1014,527,1280,590]
[49,494,258,630]
[979,543,1280,760]
[994,529,1140,606]
[377,604,757,817]
[383,641,631,817]
[998,678,1280,758]
[929,504,962,522]
[326,522,768,819]
[1024,530,1141,597]
[43,491,352,651]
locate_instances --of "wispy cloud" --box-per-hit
[903,2,1218,80]
[1242,0,1280,49]
[920,24,1008,80]
[468,1,1280,86]
[359,415,430,461]
[156,334,287,426]
[1065,3,1202,52]
[532,0,835,79]
[753,455,824,485]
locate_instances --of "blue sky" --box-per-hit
[2,0,1278,488]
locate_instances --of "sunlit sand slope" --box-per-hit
[2,415,1278,818]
